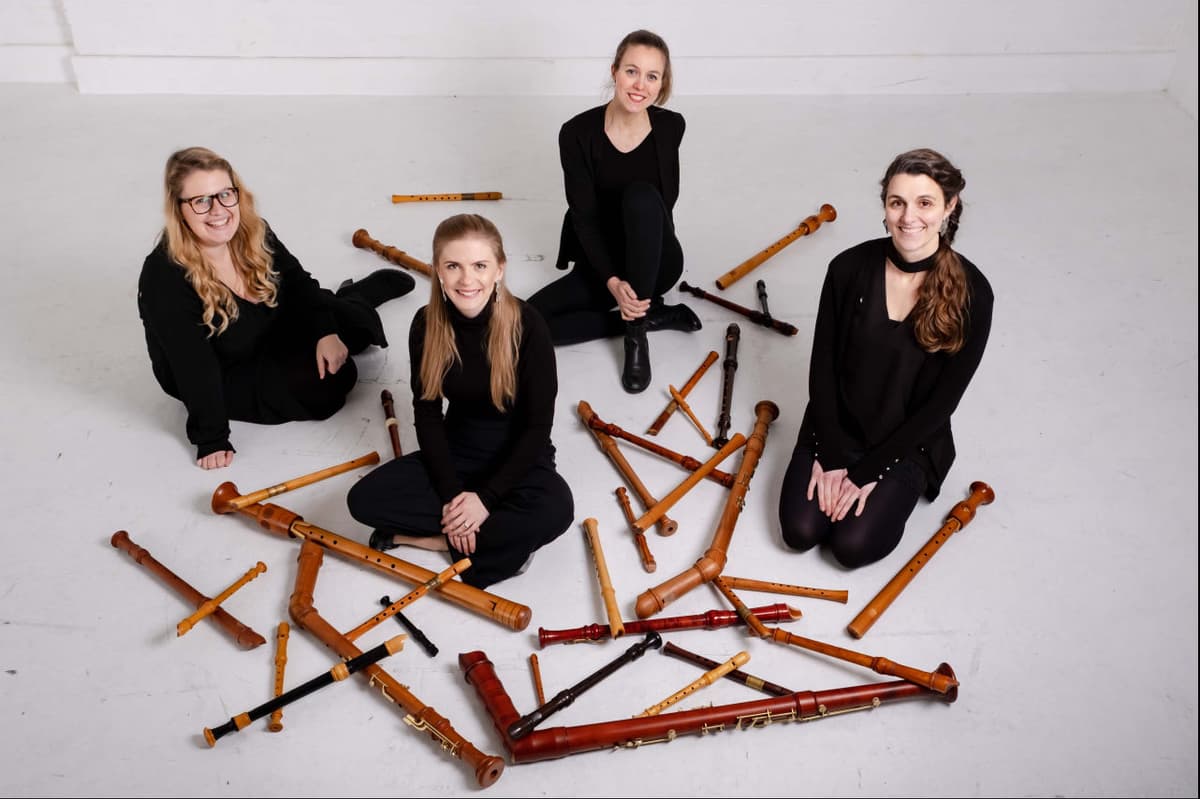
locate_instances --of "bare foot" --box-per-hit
[388,533,449,552]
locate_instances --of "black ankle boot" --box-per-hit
[335,288,390,348]
[336,269,416,308]
[645,300,702,333]
[622,318,651,393]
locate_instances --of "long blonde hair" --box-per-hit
[880,148,970,354]
[420,214,523,411]
[162,147,278,336]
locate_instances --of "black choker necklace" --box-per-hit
[886,239,938,274]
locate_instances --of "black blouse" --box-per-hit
[840,263,928,450]
[555,104,684,280]
[137,226,337,457]
[798,238,994,499]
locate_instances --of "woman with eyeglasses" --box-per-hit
[138,146,416,469]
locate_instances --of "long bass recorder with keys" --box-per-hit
[287,541,505,787]
[459,650,957,764]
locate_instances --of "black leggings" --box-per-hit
[215,296,379,426]
[778,442,926,569]
[528,181,683,345]
[346,422,575,589]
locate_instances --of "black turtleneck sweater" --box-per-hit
[408,297,558,510]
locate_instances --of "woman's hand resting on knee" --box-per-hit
[197,450,235,470]
[315,333,349,379]
[831,478,876,522]
[807,460,848,517]
[442,491,489,555]
[808,460,877,521]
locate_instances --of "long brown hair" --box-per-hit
[611,29,673,105]
[419,214,523,411]
[162,146,277,336]
[880,148,970,354]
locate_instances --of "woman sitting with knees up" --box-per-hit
[528,29,702,394]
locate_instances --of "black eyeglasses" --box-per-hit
[179,187,240,214]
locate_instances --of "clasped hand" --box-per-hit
[607,277,650,321]
[442,491,489,555]
[807,461,877,522]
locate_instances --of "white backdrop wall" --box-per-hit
[1,1,1197,114]
[1167,1,1198,119]
[0,0,72,82]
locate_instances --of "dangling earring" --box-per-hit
[939,216,950,236]
[882,219,889,234]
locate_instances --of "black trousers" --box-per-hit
[778,441,927,569]
[346,420,575,589]
[214,295,380,426]
[528,181,683,345]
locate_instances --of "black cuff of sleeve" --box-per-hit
[478,489,500,512]
[196,440,235,460]
[436,482,466,506]
[312,309,338,340]
[848,462,881,489]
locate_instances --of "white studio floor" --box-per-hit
[0,84,1196,798]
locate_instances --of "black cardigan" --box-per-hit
[554,103,685,279]
[798,238,994,499]
[136,227,338,457]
